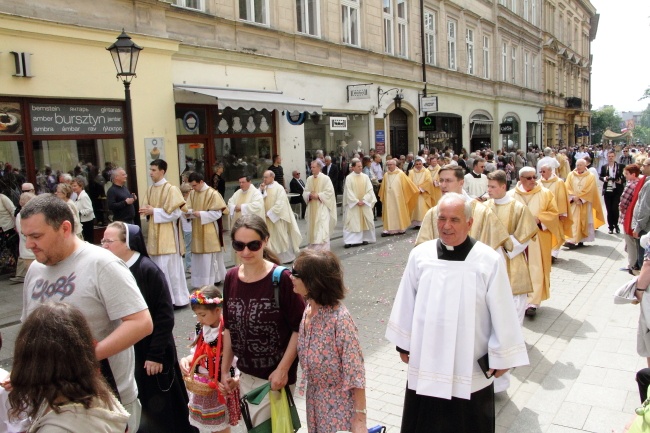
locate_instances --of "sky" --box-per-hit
[590,0,650,113]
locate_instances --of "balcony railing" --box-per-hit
[566,97,582,109]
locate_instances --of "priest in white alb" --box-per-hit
[186,172,228,287]
[342,158,376,248]
[259,170,302,263]
[139,159,189,307]
[303,160,337,250]
[227,175,266,224]
[386,193,529,433]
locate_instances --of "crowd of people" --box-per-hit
[0,139,649,433]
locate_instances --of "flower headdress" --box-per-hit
[189,290,223,306]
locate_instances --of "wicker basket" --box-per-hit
[183,354,216,397]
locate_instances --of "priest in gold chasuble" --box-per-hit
[378,159,419,237]
[409,158,437,228]
[564,159,605,246]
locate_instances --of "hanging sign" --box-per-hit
[421,96,438,113]
[330,116,348,130]
[348,85,371,101]
[499,122,514,134]
[419,116,437,132]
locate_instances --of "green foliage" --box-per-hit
[634,126,650,144]
[591,106,623,144]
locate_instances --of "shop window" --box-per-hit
[215,108,273,135]
[304,113,369,164]
[501,114,520,151]
[0,141,26,203]
[526,122,537,148]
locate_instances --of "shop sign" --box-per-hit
[421,96,438,113]
[183,111,199,132]
[419,116,437,132]
[499,122,514,134]
[375,130,385,154]
[330,116,348,130]
[30,103,124,135]
[347,85,371,101]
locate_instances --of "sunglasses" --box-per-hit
[232,240,263,252]
[290,267,300,278]
[522,176,537,180]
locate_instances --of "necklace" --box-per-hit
[386,172,398,190]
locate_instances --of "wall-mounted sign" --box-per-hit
[0,102,22,135]
[421,96,438,113]
[499,122,514,134]
[183,111,199,132]
[30,103,124,135]
[347,85,371,101]
[375,130,385,155]
[419,116,437,132]
[330,116,348,130]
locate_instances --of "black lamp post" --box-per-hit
[537,108,545,148]
[107,30,143,226]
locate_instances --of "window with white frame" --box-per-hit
[531,0,537,25]
[523,0,529,21]
[524,51,529,87]
[499,0,506,5]
[383,0,393,54]
[511,46,516,83]
[466,29,475,75]
[510,0,516,13]
[532,55,537,90]
[174,0,205,11]
[396,0,408,57]
[502,42,507,81]
[297,0,320,36]
[424,10,437,66]
[447,19,457,70]
[341,0,360,46]
[239,0,268,24]
[483,36,490,79]
[383,0,408,57]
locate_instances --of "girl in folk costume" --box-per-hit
[180,286,242,433]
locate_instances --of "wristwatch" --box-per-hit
[354,409,367,415]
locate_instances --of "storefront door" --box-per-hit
[389,108,408,157]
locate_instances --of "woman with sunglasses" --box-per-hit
[291,249,366,433]
[220,214,305,428]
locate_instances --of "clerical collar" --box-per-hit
[153,178,167,187]
[471,171,482,178]
[494,195,513,205]
[437,237,475,261]
[199,182,209,191]
[266,182,276,189]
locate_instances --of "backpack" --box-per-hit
[272,266,288,308]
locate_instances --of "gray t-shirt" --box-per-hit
[22,242,148,405]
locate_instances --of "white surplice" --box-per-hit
[385,239,529,400]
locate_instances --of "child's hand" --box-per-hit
[220,377,236,395]
[179,356,191,375]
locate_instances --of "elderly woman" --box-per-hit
[291,249,366,433]
[54,183,83,239]
[71,176,96,243]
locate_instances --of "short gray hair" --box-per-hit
[519,166,536,177]
[438,193,471,219]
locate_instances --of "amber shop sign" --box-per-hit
[30,103,125,135]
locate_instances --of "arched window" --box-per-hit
[501,113,520,151]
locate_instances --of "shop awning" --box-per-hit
[174,85,323,114]
[470,118,493,125]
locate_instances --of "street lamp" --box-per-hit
[107,30,143,226]
[537,108,545,148]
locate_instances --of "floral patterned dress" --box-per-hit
[298,303,365,433]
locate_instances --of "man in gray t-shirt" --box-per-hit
[20,195,152,432]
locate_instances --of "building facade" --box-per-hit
[0,0,596,206]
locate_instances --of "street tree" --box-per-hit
[591,106,623,144]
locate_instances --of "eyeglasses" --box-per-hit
[22,189,34,193]
[290,267,301,278]
[100,239,118,245]
[232,240,263,252]
[522,176,537,180]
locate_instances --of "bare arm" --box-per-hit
[351,387,367,433]
[220,329,236,392]
[268,331,299,391]
[95,309,153,361]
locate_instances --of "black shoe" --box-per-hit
[411,226,420,230]
[214,281,222,286]
[381,232,392,237]
[608,229,614,234]
[615,226,621,234]
[525,307,537,317]
[564,242,577,250]
[344,244,352,248]
[578,242,584,247]
[362,241,369,245]
[551,257,556,264]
